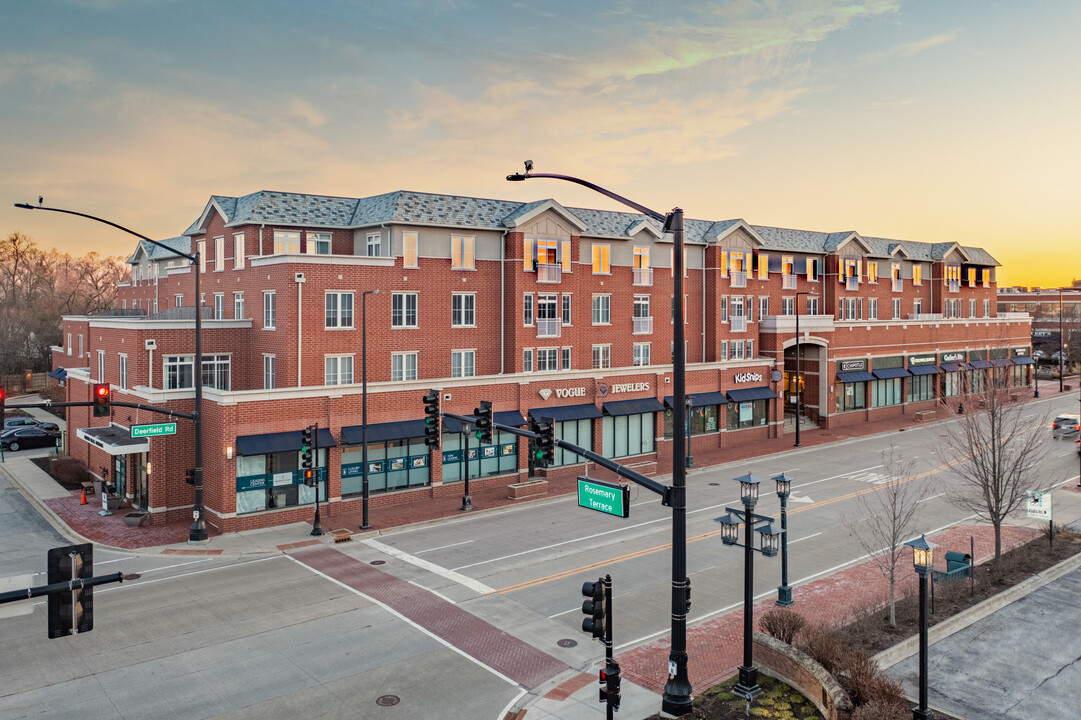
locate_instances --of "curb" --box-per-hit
[874,548,1081,670]
[0,456,100,549]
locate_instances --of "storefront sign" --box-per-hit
[1012,347,1030,357]
[272,471,293,487]
[941,352,964,363]
[1026,491,1051,520]
[236,474,267,492]
[733,372,763,383]
[611,382,649,394]
[908,354,937,366]
[739,402,753,423]
[577,476,629,518]
[554,387,586,399]
[838,359,867,372]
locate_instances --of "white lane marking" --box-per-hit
[416,540,474,555]
[789,531,823,544]
[364,538,494,595]
[615,514,978,651]
[496,689,530,720]
[94,556,136,566]
[286,555,519,689]
[917,493,946,504]
[133,557,218,574]
[788,494,814,504]
[69,555,284,598]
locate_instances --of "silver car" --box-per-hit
[1051,414,1080,440]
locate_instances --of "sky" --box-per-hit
[1,0,1078,287]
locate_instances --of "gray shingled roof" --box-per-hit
[175,189,1000,265]
[126,236,192,265]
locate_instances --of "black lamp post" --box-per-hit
[772,473,794,606]
[508,162,693,716]
[359,289,380,531]
[15,201,208,542]
[715,473,780,702]
[793,291,817,447]
[905,534,937,720]
[1059,289,1065,393]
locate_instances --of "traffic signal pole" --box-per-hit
[0,573,124,605]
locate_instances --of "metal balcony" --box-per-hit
[730,271,747,288]
[782,274,796,290]
[633,267,653,286]
[537,318,562,337]
[948,280,960,293]
[845,276,859,291]
[892,278,903,292]
[730,315,747,333]
[537,263,561,283]
[633,316,653,334]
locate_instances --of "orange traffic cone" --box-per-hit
[80,488,87,505]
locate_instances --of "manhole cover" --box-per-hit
[375,695,400,707]
[370,560,386,565]
[557,638,578,648]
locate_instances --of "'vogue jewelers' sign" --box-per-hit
[733,372,763,383]
[611,382,649,394]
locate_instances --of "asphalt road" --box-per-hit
[1,392,1079,719]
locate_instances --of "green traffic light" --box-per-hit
[535,449,544,459]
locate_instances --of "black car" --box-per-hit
[0,426,61,451]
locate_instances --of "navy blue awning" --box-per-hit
[1013,357,1035,365]
[726,387,778,402]
[909,365,942,376]
[991,358,1013,367]
[603,397,665,416]
[969,360,993,369]
[48,367,67,380]
[872,367,911,380]
[664,391,728,408]
[528,403,602,423]
[340,419,427,445]
[836,371,875,383]
[940,362,969,373]
[443,411,527,434]
[237,428,337,456]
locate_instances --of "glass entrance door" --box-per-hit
[113,454,127,499]
[134,453,149,510]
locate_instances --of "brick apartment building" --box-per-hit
[997,285,1081,372]
[51,190,1033,533]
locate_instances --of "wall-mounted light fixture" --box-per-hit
[226,446,234,460]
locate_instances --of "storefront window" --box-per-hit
[908,374,935,402]
[727,400,769,429]
[942,372,962,397]
[663,405,722,438]
[836,382,866,412]
[236,448,326,515]
[602,413,655,458]
[970,369,984,393]
[549,418,591,467]
[441,429,517,483]
[870,378,902,407]
[341,439,429,495]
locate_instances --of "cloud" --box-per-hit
[863,32,959,62]
[0,55,95,90]
[289,97,328,128]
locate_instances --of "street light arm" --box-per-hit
[506,171,667,223]
[15,202,195,263]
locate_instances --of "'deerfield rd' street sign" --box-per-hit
[577,476,630,518]
[131,423,177,438]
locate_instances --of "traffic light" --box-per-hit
[300,425,314,470]
[423,390,440,448]
[92,383,110,417]
[474,400,493,444]
[47,543,94,638]
[601,659,622,710]
[184,468,195,485]
[303,468,315,487]
[533,417,555,467]
[0,386,5,415]
[580,578,605,640]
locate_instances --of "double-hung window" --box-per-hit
[807,297,819,315]
[325,355,354,385]
[164,355,195,390]
[914,298,923,316]
[274,231,300,255]
[391,352,417,382]
[633,295,651,334]
[759,297,769,319]
[403,232,418,268]
[308,232,331,255]
[263,355,275,390]
[213,293,224,319]
[561,347,572,370]
[233,233,245,269]
[263,291,276,329]
[198,240,206,272]
[893,298,902,319]
[234,292,244,319]
[913,264,923,285]
[118,354,128,390]
[592,345,611,369]
[97,350,105,381]
[451,350,475,378]
[452,293,475,327]
[523,294,534,326]
[366,233,381,257]
[326,292,354,329]
[781,297,795,316]
[562,295,572,326]
[592,244,610,274]
[214,236,224,270]
[869,297,878,320]
[633,343,650,367]
[392,293,418,328]
[451,235,475,269]
[537,348,558,371]
[592,295,611,325]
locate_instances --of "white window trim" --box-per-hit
[325,291,355,330]
[233,233,245,269]
[391,292,419,329]
[263,354,276,390]
[324,354,355,386]
[452,293,477,328]
[451,349,476,378]
[391,352,419,382]
[214,236,224,271]
[403,231,419,268]
[263,291,276,329]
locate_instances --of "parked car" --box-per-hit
[37,422,60,433]
[3,417,41,429]
[0,426,61,451]
[1051,414,1080,440]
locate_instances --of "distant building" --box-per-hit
[52,190,1033,532]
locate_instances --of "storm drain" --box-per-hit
[557,638,578,648]
[375,695,400,707]
[370,560,386,565]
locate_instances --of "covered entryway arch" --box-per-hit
[781,337,828,427]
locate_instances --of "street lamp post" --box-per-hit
[1059,289,1065,393]
[715,473,781,702]
[772,473,794,606]
[15,201,208,542]
[359,289,380,531]
[905,535,937,720]
[793,291,817,448]
[508,163,693,716]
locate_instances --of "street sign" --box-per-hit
[130,423,177,438]
[1026,491,1052,520]
[577,477,630,518]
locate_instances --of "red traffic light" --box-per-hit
[92,383,111,417]
[95,386,108,397]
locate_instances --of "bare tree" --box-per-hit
[844,445,930,627]
[940,367,1046,561]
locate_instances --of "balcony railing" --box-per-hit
[730,315,747,333]
[633,316,653,334]
[845,276,859,291]
[947,280,960,293]
[730,270,747,288]
[909,313,945,321]
[537,263,562,283]
[633,267,653,286]
[892,278,903,292]
[782,274,796,290]
[537,318,561,337]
